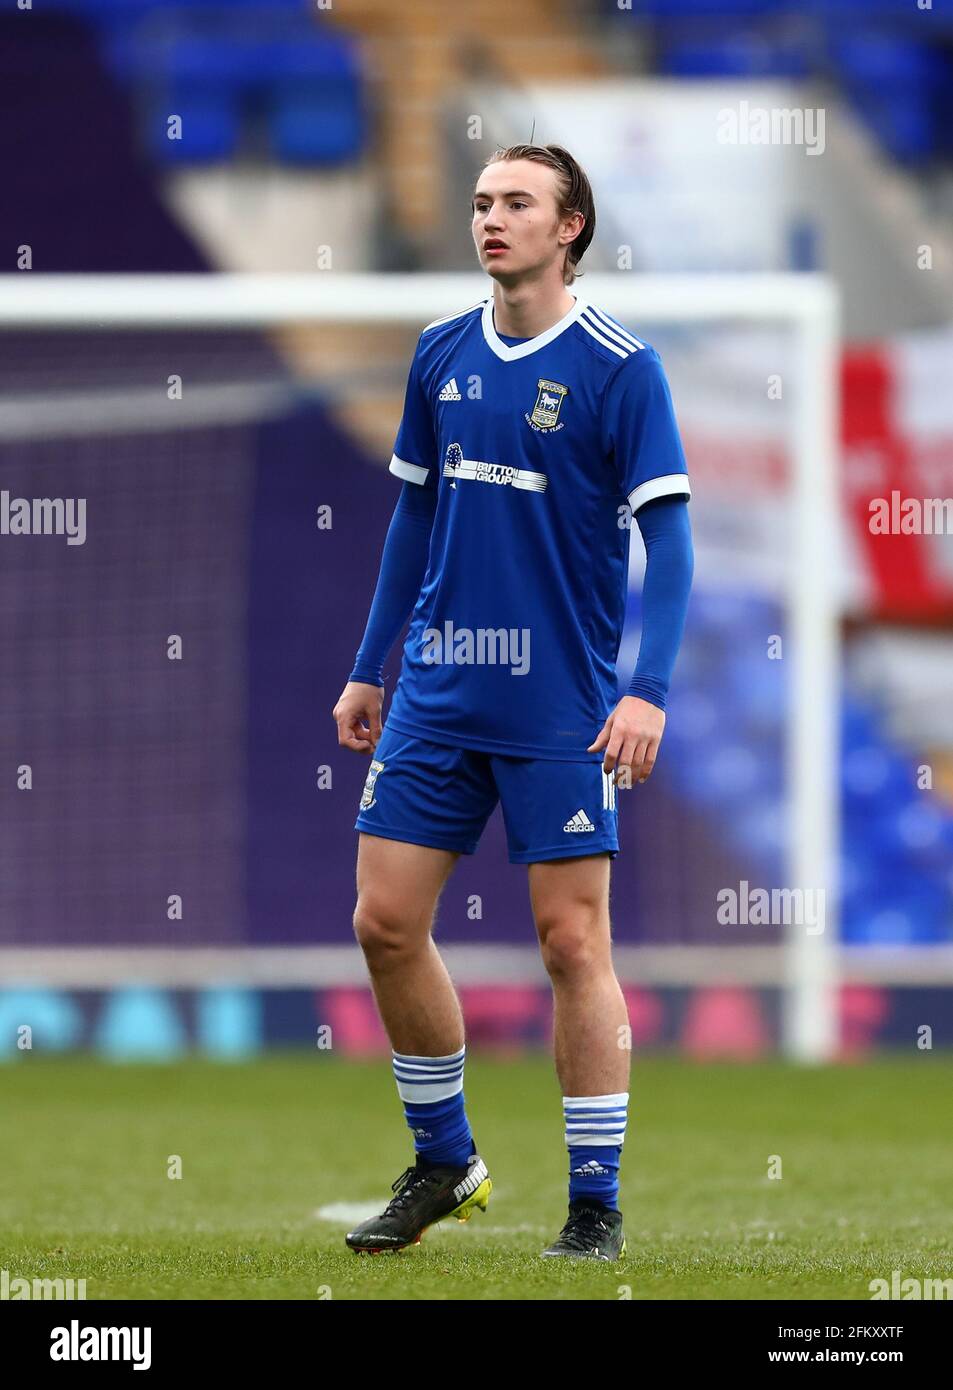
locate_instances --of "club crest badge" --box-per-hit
[526,378,568,432]
[360,759,385,810]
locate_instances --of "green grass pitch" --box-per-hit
[3,1054,952,1300]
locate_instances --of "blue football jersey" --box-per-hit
[384,291,692,762]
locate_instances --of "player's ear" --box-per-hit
[560,210,584,247]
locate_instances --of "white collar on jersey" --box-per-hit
[481,289,587,362]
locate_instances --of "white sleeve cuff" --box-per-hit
[627,473,691,513]
[389,454,430,485]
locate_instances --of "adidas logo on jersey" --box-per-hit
[563,810,595,833]
[438,377,462,401]
[571,1159,610,1176]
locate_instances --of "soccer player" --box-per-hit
[332,144,694,1260]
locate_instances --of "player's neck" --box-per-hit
[490,280,576,340]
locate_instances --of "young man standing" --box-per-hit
[332,144,694,1261]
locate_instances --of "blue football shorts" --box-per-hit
[354,725,620,865]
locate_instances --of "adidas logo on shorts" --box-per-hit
[563,809,595,833]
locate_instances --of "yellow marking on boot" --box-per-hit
[451,1176,492,1222]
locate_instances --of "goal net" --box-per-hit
[0,272,842,1060]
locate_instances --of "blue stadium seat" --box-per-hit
[733,797,786,870]
[842,742,915,808]
[159,29,361,87]
[841,876,950,945]
[869,801,953,875]
[829,34,949,163]
[614,0,781,15]
[163,36,263,89]
[724,651,788,728]
[175,0,304,7]
[686,588,780,633]
[268,94,365,165]
[661,599,953,946]
[49,0,303,14]
[831,35,949,88]
[47,0,159,16]
[690,742,779,812]
[149,95,240,164]
[852,94,937,165]
[104,14,365,166]
[841,696,881,750]
[660,35,810,79]
[255,36,361,81]
[812,0,941,11]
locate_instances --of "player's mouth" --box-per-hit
[483,239,509,256]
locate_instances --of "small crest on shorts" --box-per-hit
[360,759,385,810]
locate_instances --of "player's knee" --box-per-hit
[537,914,606,979]
[352,898,419,965]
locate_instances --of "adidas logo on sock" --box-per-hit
[563,809,595,833]
[439,378,462,401]
[571,1159,610,1176]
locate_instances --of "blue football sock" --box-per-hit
[392,1045,474,1169]
[563,1092,629,1211]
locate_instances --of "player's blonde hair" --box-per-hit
[479,144,596,286]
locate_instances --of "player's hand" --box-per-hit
[588,696,665,787]
[332,681,384,754]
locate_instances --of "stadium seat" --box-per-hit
[162,35,265,89]
[103,13,365,166]
[659,601,953,946]
[851,94,937,166]
[148,95,240,164]
[842,742,916,807]
[613,0,781,15]
[660,35,810,80]
[48,0,303,14]
[268,94,365,165]
[830,34,949,91]
[829,35,949,164]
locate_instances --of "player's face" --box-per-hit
[471,160,574,284]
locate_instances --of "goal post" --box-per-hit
[0,271,841,1062]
